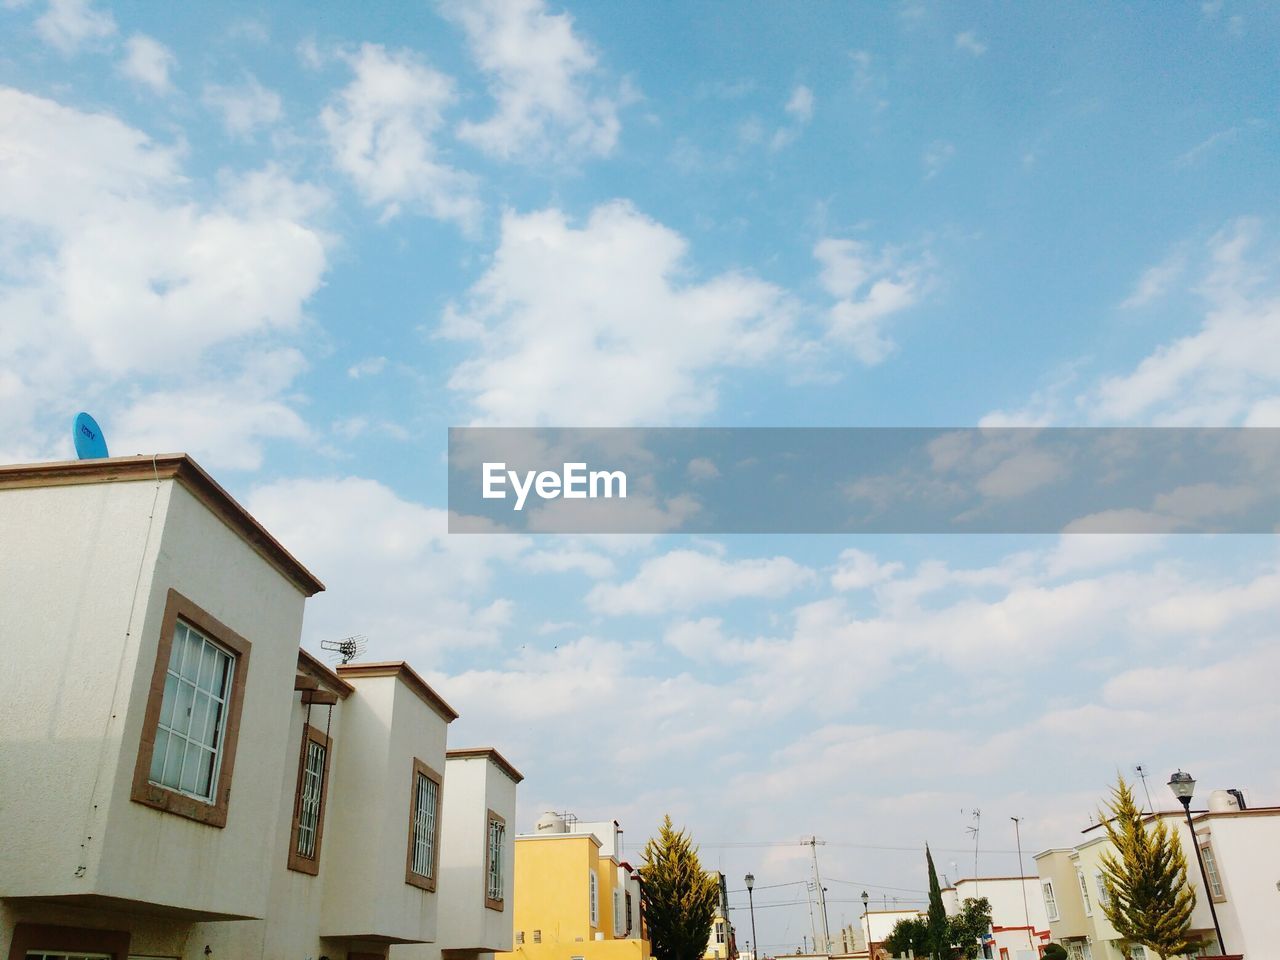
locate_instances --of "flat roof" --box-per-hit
[297,648,354,698]
[337,660,459,722]
[0,454,324,596]
[446,746,525,784]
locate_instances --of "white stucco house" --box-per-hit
[0,453,522,960]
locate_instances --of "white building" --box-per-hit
[1035,786,1279,959]
[941,877,1051,960]
[0,453,521,960]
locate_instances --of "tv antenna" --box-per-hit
[321,634,367,664]
[1134,764,1155,812]
[962,808,981,884]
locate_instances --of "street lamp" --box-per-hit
[860,891,870,958]
[745,874,759,960]
[1168,770,1226,956]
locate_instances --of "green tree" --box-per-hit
[947,897,992,958]
[1097,777,1200,960]
[925,846,949,959]
[639,815,721,960]
[881,915,929,957]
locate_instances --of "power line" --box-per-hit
[701,840,1026,855]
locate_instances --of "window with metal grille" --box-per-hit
[148,619,235,802]
[533,930,542,944]
[1042,880,1059,921]
[589,869,599,927]
[516,932,524,945]
[1077,869,1092,916]
[296,739,326,858]
[1200,842,1225,899]
[487,813,506,904]
[716,921,726,944]
[411,771,439,878]
[1095,871,1110,908]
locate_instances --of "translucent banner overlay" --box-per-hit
[447,428,1280,534]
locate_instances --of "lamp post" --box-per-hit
[745,873,760,960]
[860,891,870,958]
[1168,770,1226,956]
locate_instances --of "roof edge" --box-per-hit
[298,648,354,698]
[337,661,459,722]
[446,746,525,784]
[0,455,325,596]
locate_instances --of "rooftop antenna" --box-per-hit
[1134,764,1155,812]
[962,808,981,894]
[321,634,367,665]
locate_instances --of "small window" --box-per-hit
[533,930,542,944]
[287,725,332,874]
[1077,869,1092,916]
[589,869,599,927]
[625,891,633,935]
[405,759,443,891]
[486,810,507,909]
[1095,871,1110,908]
[131,590,251,828]
[1127,946,1146,960]
[1199,842,1225,900]
[1042,880,1059,921]
[515,932,524,945]
[716,921,726,944]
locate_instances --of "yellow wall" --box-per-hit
[497,835,651,960]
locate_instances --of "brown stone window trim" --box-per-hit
[7,922,131,960]
[130,588,251,828]
[485,808,506,911]
[405,757,443,891]
[286,722,333,875]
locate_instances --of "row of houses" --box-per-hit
[0,454,524,960]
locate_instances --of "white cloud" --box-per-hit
[248,476,529,657]
[120,34,176,95]
[831,548,903,591]
[1120,249,1186,308]
[954,30,987,56]
[585,548,814,615]
[784,84,815,123]
[1093,218,1280,424]
[814,236,931,364]
[35,0,115,54]
[441,0,620,161]
[203,75,283,137]
[922,139,955,180]
[0,88,329,468]
[321,43,480,228]
[441,201,797,425]
[347,355,388,379]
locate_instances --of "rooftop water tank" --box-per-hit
[536,810,567,833]
[1207,789,1241,813]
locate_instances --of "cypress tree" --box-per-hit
[925,845,949,959]
[640,815,721,960]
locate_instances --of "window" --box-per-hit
[25,955,112,959]
[1041,880,1059,921]
[287,725,332,874]
[486,810,507,909]
[716,922,726,944]
[590,868,599,927]
[1199,841,1225,900]
[1077,869,1092,916]
[1068,944,1085,960]
[131,590,250,828]
[1127,946,1146,960]
[1094,872,1110,908]
[626,891,634,935]
[10,923,131,960]
[516,933,524,946]
[533,930,542,944]
[405,758,442,891]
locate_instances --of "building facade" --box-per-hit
[495,813,651,960]
[0,454,521,960]
[941,877,1051,960]
[703,873,736,960]
[1035,789,1277,959]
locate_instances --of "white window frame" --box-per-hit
[1077,868,1092,916]
[412,772,439,877]
[1199,840,1225,899]
[296,737,326,858]
[590,868,599,927]
[1095,871,1110,908]
[1042,879,1059,921]
[149,619,236,803]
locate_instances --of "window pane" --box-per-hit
[188,692,212,748]
[179,631,201,682]
[179,741,201,794]
[158,673,179,728]
[194,745,215,798]
[197,641,219,693]
[168,622,188,669]
[149,729,170,783]
[168,679,194,736]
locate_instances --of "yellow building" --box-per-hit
[703,873,737,960]
[497,813,651,960]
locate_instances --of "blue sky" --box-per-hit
[3,0,1279,947]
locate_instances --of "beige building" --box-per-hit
[0,454,521,960]
[1035,789,1279,959]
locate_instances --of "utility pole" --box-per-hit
[808,837,831,955]
[1011,817,1035,959]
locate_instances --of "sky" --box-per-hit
[3,0,1280,949]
